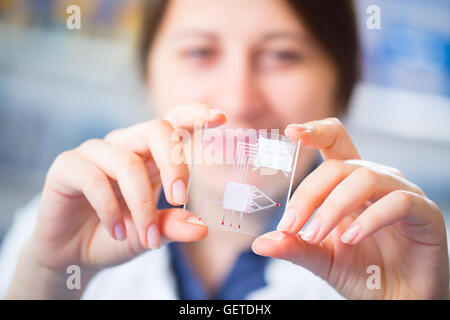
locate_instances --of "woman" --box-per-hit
[2,0,449,299]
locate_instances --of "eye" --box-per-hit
[183,48,216,60]
[267,50,301,62]
[258,49,303,71]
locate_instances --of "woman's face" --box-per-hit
[146,0,339,198]
[148,0,338,128]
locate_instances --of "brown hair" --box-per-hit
[138,0,360,114]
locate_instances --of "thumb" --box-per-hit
[159,208,209,243]
[251,231,332,281]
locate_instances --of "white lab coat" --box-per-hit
[0,194,363,300]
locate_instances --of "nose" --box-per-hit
[213,51,266,123]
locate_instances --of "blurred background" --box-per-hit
[0,0,449,242]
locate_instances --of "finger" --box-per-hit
[277,159,357,234]
[106,119,192,206]
[143,119,191,206]
[159,208,209,242]
[119,209,208,249]
[104,102,227,157]
[302,167,425,244]
[87,209,208,264]
[285,117,360,160]
[47,151,125,241]
[340,190,445,246]
[76,139,159,249]
[164,102,227,130]
[251,231,332,281]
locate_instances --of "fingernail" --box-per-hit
[185,216,206,226]
[261,231,285,241]
[341,224,360,244]
[301,217,322,241]
[277,209,297,232]
[113,223,126,241]
[172,179,187,205]
[147,224,161,249]
[209,108,226,116]
[293,124,313,132]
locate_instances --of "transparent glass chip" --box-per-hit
[184,124,301,237]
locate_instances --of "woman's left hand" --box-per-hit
[252,118,449,299]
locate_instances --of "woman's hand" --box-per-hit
[7,103,227,298]
[252,118,449,299]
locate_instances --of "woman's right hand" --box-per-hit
[28,103,226,276]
